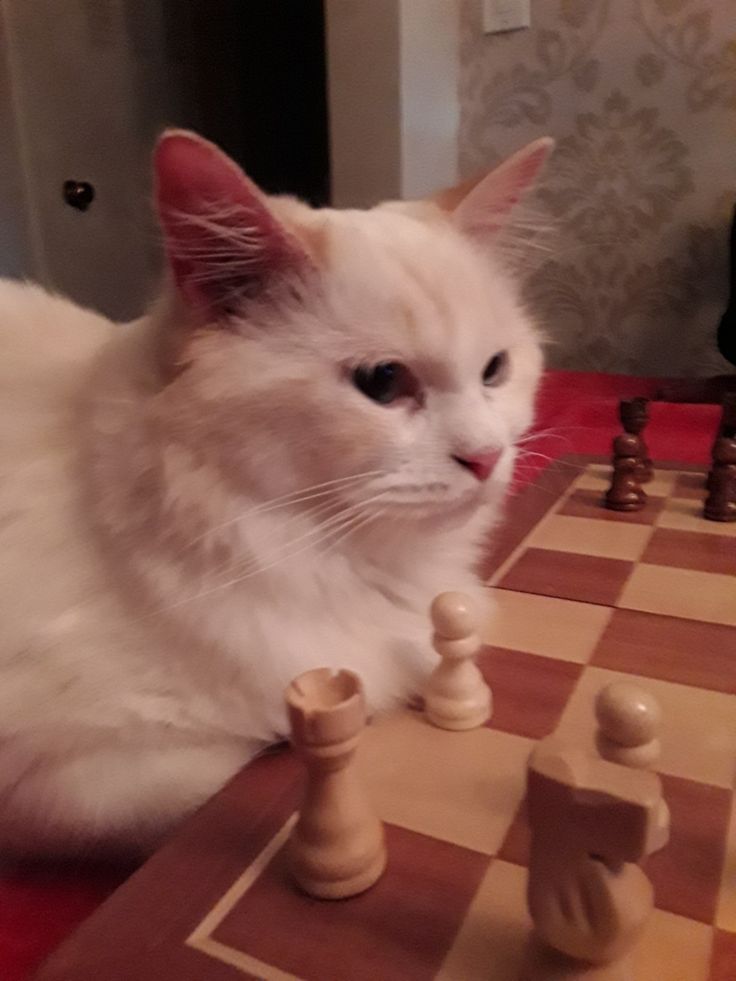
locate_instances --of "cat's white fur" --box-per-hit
[0,132,549,854]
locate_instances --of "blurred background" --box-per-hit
[0,0,734,376]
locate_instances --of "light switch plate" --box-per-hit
[482,0,531,34]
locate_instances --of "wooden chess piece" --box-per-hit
[424,591,492,730]
[620,398,653,483]
[704,436,736,521]
[605,434,646,512]
[595,683,670,854]
[718,392,736,438]
[286,668,386,899]
[595,682,661,769]
[524,738,669,980]
[706,395,736,491]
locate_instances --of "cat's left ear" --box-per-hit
[433,137,554,238]
[154,129,314,317]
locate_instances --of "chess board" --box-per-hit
[34,455,736,981]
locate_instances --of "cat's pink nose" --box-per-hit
[453,449,502,482]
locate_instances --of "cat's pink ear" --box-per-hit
[154,130,311,316]
[434,137,554,237]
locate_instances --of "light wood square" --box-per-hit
[483,589,611,664]
[555,666,736,789]
[575,465,676,498]
[717,798,736,932]
[618,563,736,627]
[438,860,712,981]
[357,711,531,855]
[573,464,614,492]
[657,497,736,537]
[437,859,529,981]
[525,514,653,561]
[634,908,713,981]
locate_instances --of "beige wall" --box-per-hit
[325,0,402,207]
[325,0,460,207]
[459,0,736,377]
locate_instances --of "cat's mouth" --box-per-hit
[371,483,485,517]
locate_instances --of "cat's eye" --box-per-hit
[483,351,508,387]
[352,362,414,405]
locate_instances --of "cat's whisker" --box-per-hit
[515,432,580,455]
[515,451,557,468]
[178,494,390,604]
[318,507,384,558]
[515,451,583,472]
[201,493,346,581]
[180,470,386,554]
[182,491,380,590]
[207,490,391,585]
[517,427,573,444]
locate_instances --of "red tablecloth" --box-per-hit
[528,371,716,476]
[0,371,721,981]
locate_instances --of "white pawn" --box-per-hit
[595,682,670,853]
[595,682,661,769]
[424,591,492,731]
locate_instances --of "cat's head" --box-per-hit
[151,131,552,528]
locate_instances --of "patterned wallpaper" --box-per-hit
[459,0,736,376]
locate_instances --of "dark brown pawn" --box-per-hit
[606,434,646,511]
[704,436,736,522]
[620,397,653,483]
[707,394,736,491]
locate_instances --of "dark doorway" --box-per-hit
[162,1,330,205]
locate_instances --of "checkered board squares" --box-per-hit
[659,498,736,537]
[592,608,736,695]
[208,823,491,981]
[437,860,715,981]
[480,589,611,664]
[719,802,736,932]
[574,462,678,498]
[620,564,736,627]
[34,456,736,981]
[555,665,736,790]
[477,456,735,980]
[642,528,735,576]
[524,513,653,560]
[491,459,736,628]
[357,712,532,856]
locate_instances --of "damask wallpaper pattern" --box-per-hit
[459,0,736,376]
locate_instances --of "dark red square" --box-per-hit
[497,799,530,868]
[498,773,730,930]
[709,929,736,981]
[673,472,708,501]
[478,647,582,740]
[646,774,730,924]
[213,824,492,981]
[592,608,736,694]
[641,528,736,577]
[498,549,633,606]
[559,487,664,524]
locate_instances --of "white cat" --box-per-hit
[0,131,551,854]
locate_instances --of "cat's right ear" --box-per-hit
[433,137,554,239]
[154,130,313,317]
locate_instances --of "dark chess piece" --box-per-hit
[620,397,653,483]
[606,434,646,512]
[653,204,736,404]
[704,436,736,522]
[716,203,736,367]
[719,393,736,438]
[706,394,736,491]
